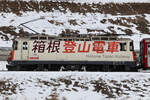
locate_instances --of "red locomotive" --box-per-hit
[140,38,150,70]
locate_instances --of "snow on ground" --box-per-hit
[1,72,150,100]
[0,61,150,100]
[0,40,12,48]
[0,61,8,71]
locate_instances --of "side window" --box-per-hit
[23,42,28,50]
[120,43,127,51]
[130,42,134,51]
[147,44,150,54]
[13,41,18,50]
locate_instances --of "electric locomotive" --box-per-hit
[6,34,137,71]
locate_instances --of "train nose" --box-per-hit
[8,50,14,61]
[132,51,136,61]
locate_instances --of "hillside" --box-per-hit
[0,0,150,49]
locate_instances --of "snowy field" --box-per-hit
[0,62,150,100]
[0,61,7,71]
[1,71,150,100]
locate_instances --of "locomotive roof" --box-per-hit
[142,38,150,40]
[17,34,132,41]
[140,38,150,42]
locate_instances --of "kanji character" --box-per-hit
[93,41,105,53]
[32,40,46,53]
[78,41,91,53]
[32,40,39,53]
[107,41,120,53]
[47,41,60,53]
[63,41,76,53]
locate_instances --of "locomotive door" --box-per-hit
[147,43,150,67]
[21,41,29,60]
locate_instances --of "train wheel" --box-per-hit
[48,65,59,71]
[7,65,21,71]
[13,66,21,71]
[34,64,48,71]
[102,65,111,72]
[124,66,137,72]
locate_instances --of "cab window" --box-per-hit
[13,41,18,50]
[147,44,150,54]
[130,42,134,51]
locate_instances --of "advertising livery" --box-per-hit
[7,34,137,71]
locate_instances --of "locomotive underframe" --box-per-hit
[7,60,137,71]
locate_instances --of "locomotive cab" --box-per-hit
[7,40,18,70]
[7,39,30,70]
